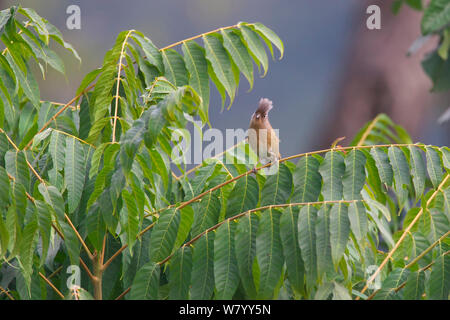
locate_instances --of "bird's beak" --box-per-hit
[255,114,260,119]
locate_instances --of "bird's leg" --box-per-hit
[264,152,279,176]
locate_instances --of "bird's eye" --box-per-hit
[263,114,266,118]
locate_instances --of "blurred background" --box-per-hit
[2,0,449,157]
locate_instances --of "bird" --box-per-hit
[248,98,281,174]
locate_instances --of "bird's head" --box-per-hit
[251,98,273,123]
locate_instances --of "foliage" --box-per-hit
[394,0,450,93]
[0,5,448,301]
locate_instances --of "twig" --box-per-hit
[39,272,65,299]
[115,287,130,300]
[0,286,14,300]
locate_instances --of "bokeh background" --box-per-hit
[2,0,449,157]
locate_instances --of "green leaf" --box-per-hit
[403,270,425,300]
[161,49,188,87]
[441,147,450,169]
[256,209,284,299]
[370,147,393,187]
[5,150,29,189]
[330,203,350,268]
[48,130,66,188]
[190,162,218,195]
[169,246,193,300]
[0,167,9,209]
[143,107,166,149]
[332,281,352,300]
[149,208,180,262]
[235,213,258,298]
[348,201,368,241]
[388,147,410,206]
[214,219,239,299]
[319,151,345,201]
[190,232,215,299]
[406,0,423,10]
[4,53,40,108]
[131,32,164,73]
[252,23,284,59]
[65,137,86,213]
[19,8,49,44]
[428,252,450,299]
[422,50,450,91]
[409,145,426,201]
[238,24,269,76]
[260,163,292,206]
[280,206,304,294]
[182,41,210,123]
[0,213,9,258]
[203,33,236,108]
[421,0,450,35]
[315,205,333,278]
[292,155,322,203]
[225,175,259,218]
[121,188,139,252]
[173,205,194,249]
[221,29,254,90]
[392,0,404,14]
[44,20,81,63]
[18,218,38,291]
[192,190,221,236]
[0,8,12,34]
[35,200,52,266]
[343,149,366,200]
[298,205,318,288]
[76,69,101,96]
[17,23,65,75]
[426,146,444,189]
[129,262,160,300]
[425,208,449,243]
[373,268,409,300]
[38,183,65,221]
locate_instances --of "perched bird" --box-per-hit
[248,98,281,173]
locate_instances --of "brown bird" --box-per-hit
[248,98,280,173]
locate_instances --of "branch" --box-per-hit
[101,221,156,271]
[0,286,14,300]
[39,272,65,299]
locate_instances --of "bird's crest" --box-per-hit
[256,98,273,114]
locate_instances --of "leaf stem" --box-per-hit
[112,30,135,143]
